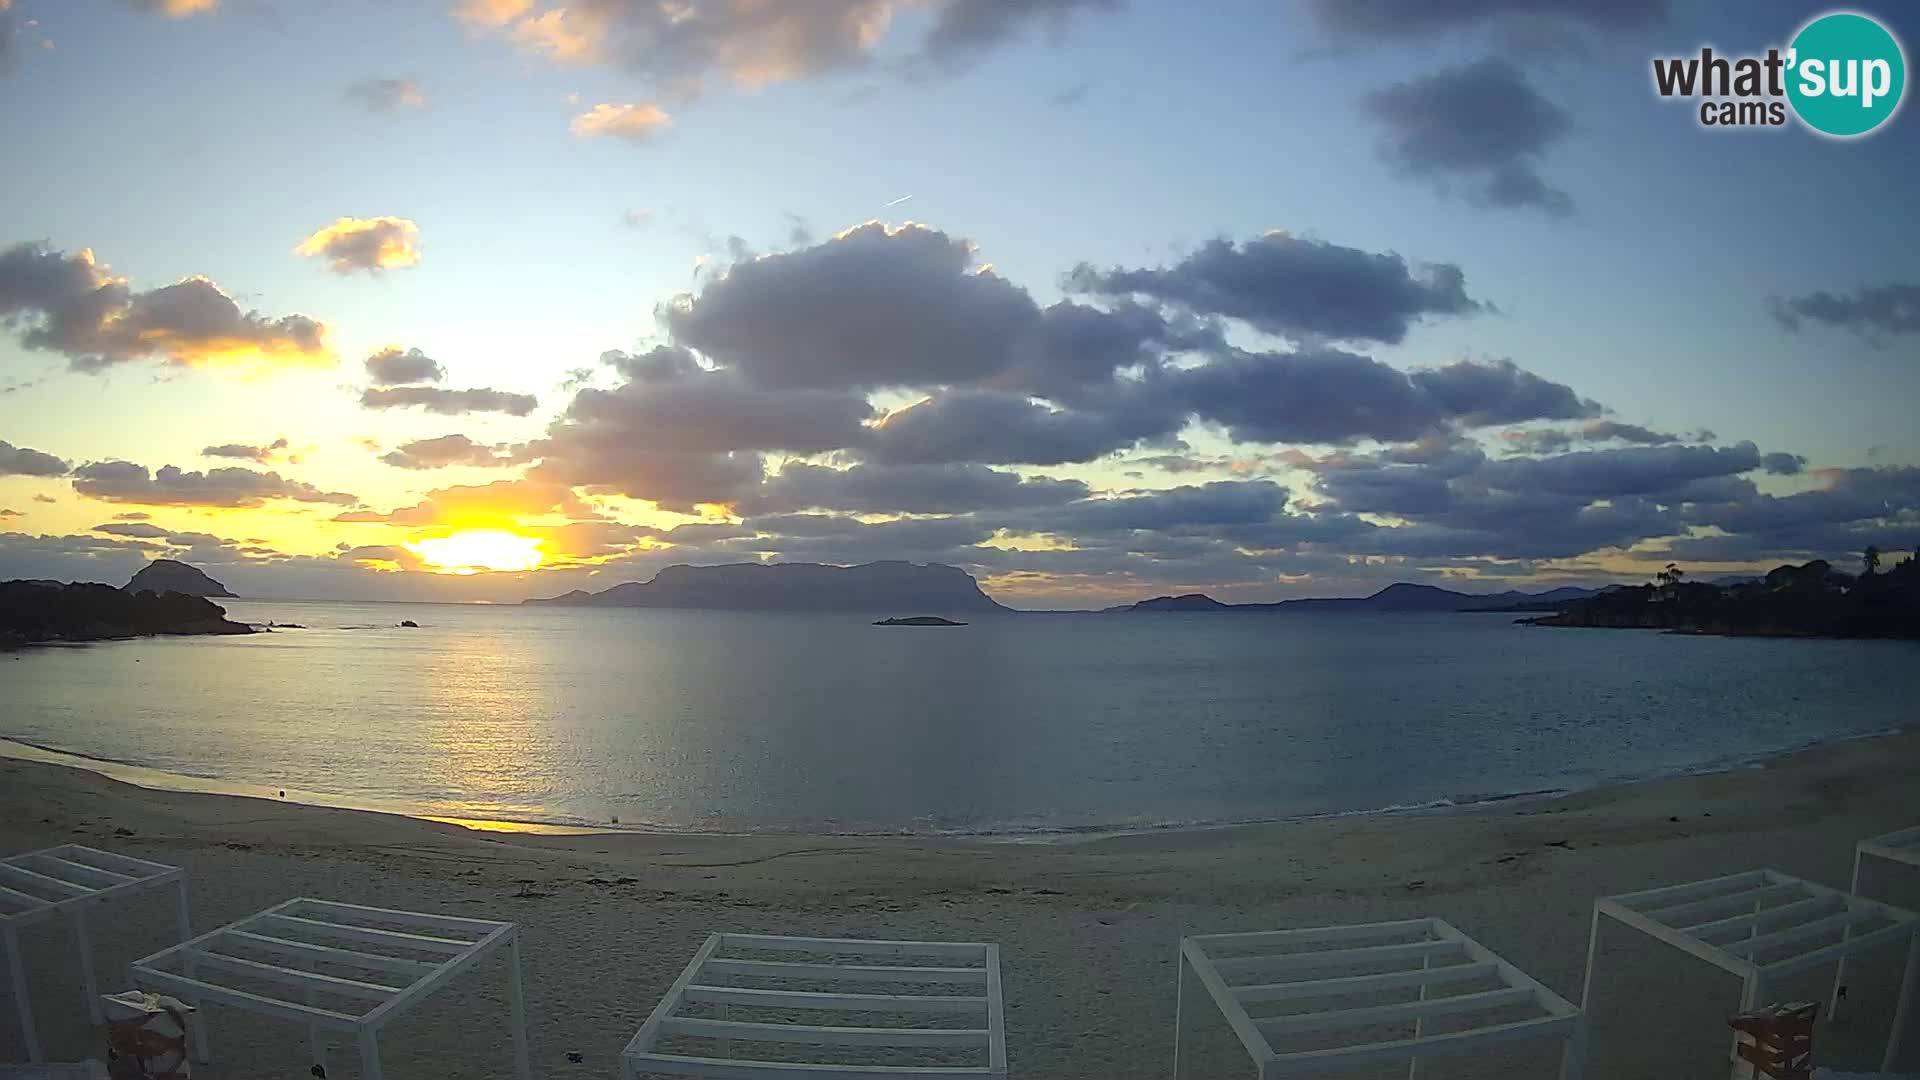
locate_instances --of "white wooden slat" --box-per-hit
[1213,939,1464,980]
[185,948,404,1001]
[983,943,1005,1077]
[1180,937,1275,1065]
[718,935,988,961]
[1763,918,1920,978]
[1688,895,1841,941]
[1233,961,1497,1005]
[1432,918,1582,1019]
[683,986,988,1016]
[1611,870,1769,911]
[703,959,987,986]
[222,930,439,978]
[1594,898,1756,977]
[289,899,504,936]
[1195,919,1435,951]
[625,1053,991,1078]
[131,966,362,1029]
[0,862,91,896]
[661,1017,989,1049]
[0,883,50,913]
[258,913,473,955]
[58,845,178,877]
[1255,986,1535,1037]
[359,923,514,1029]
[1724,907,1881,959]
[1652,882,1808,927]
[30,855,134,887]
[1264,1013,1578,1074]
[627,934,724,1059]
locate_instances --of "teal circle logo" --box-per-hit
[1787,11,1906,137]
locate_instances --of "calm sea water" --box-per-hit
[4,600,1916,834]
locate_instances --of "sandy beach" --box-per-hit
[2,732,1917,1078]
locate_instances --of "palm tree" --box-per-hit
[1863,546,1881,575]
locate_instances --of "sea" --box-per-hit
[4,599,1916,836]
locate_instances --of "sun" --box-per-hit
[408,530,545,574]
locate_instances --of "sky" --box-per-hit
[1,0,1916,607]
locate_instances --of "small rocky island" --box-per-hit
[125,558,237,598]
[1,580,253,647]
[874,616,967,626]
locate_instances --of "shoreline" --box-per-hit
[3,721,1910,843]
[4,730,1919,1075]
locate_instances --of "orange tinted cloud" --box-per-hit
[570,102,672,143]
[294,216,422,274]
[126,0,220,17]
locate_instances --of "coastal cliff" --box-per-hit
[1,580,253,647]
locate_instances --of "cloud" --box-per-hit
[0,242,328,372]
[0,439,70,476]
[917,0,1121,69]
[1306,0,1667,41]
[332,478,591,527]
[294,217,422,274]
[1503,420,1678,453]
[344,78,427,111]
[360,386,539,416]
[458,0,1120,94]
[1065,231,1482,343]
[865,389,1175,466]
[201,438,288,463]
[121,0,219,17]
[743,462,1089,516]
[622,208,655,227]
[1364,57,1573,216]
[364,346,446,386]
[380,434,526,470]
[570,102,672,143]
[70,461,357,507]
[0,508,19,518]
[1768,284,1920,342]
[1761,452,1808,476]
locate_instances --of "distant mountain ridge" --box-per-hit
[525,561,1008,613]
[1105,582,1597,614]
[126,559,236,598]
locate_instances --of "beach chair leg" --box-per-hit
[1740,972,1766,1011]
[174,879,208,1062]
[358,1028,384,1080]
[75,907,103,1025]
[305,988,327,1075]
[1558,1012,1589,1080]
[1407,951,1430,1080]
[1882,933,1920,1072]
[1578,906,1601,1012]
[507,934,532,1080]
[5,924,42,1063]
[1830,847,1864,1021]
[1172,944,1187,1080]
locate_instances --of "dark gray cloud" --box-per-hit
[360,386,538,417]
[1306,0,1667,40]
[70,461,358,508]
[202,438,288,463]
[1502,420,1680,454]
[1364,57,1573,216]
[1761,452,1807,476]
[0,242,328,372]
[365,347,446,386]
[0,439,70,476]
[380,434,525,470]
[744,462,1090,516]
[1065,232,1482,344]
[344,78,426,111]
[1768,284,1920,342]
[864,389,1174,466]
[1476,442,1761,498]
[917,0,1121,68]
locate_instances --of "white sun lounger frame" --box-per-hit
[1176,917,1586,1079]
[622,933,1006,1079]
[1831,825,1920,1022]
[129,897,530,1080]
[0,844,187,1063]
[1584,868,1920,1072]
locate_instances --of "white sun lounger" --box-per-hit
[623,933,1006,1079]
[0,844,188,1063]
[1176,917,1586,1079]
[1585,869,1920,1073]
[129,898,530,1080]
[1832,826,1920,1022]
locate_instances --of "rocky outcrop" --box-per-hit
[125,559,236,598]
[2,581,253,647]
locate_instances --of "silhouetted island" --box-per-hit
[1,580,253,647]
[1523,557,1920,639]
[526,561,1007,614]
[874,616,967,626]
[125,558,236,598]
[1103,582,1596,614]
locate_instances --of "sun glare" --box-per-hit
[408,530,544,574]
